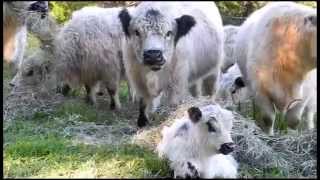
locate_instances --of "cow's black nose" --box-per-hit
[96,92,104,96]
[143,50,163,61]
[219,142,235,155]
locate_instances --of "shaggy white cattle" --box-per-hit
[234,2,317,135]
[3,1,48,74]
[221,25,239,73]
[11,6,135,110]
[157,104,238,178]
[217,64,249,105]
[52,6,133,110]
[119,2,224,127]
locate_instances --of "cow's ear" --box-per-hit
[119,8,132,37]
[234,77,245,88]
[188,106,202,123]
[175,15,196,45]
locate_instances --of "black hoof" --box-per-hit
[96,92,104,96]
[61,84,71,96]
[110,101,116,110]
[137,115,149,128]
[85,96,94,105]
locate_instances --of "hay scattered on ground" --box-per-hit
[4,85,65,121]
[133,97,317,178]
[4,82,317,178]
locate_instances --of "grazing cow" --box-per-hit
[217,64,249,105]
[53,6,132,110]
[119,2,224,127]
[234,2,317,135]
[12,7,135,110]
[157,105,238,178]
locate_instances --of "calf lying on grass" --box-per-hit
[157,104,238,178]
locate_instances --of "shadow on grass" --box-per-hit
[4,136,170,178]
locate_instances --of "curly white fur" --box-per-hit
[234,2,317,135]
[53,6,132,109]
[157,104,238,178]
[120,2,224,126]
[217,64,250,105]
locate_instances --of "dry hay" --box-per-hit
[132,96,317,178]
[3,83,65,121]
[4,79,316,177]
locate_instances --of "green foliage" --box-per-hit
[298,1,317,8]
[216,1,267,17]
[217,1,316,17]
[49,1,97,24]
[48,1,316,24]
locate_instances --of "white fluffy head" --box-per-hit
[10,47,53,88]
[119,2,196,71]
[186,105,235,155]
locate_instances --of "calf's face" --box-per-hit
[119,8,195,71]
[10,51,51,88]
[188,106,235,155]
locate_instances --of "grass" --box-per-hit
[236,99,289,133]
[4,135,170,178]
[4,107,170,178]
[4,34,169,177]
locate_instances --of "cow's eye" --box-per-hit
[135,30,140,37]
[206,122,216,132]
[26,70,34,77]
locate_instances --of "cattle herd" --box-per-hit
[3,1,317,178]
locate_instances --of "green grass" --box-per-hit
[4,135,170,178]
[237,100,288,133]
[4,111,170,178]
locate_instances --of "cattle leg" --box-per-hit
[137,98,149,127]
[305,108,315,130]
[189,81,201,98]
[255,95,276,136]
[202,73,219,100]
[107,87,121,110]
[61,83,71,96]
[285,102,304,130]
[304,106,315,130]
[85,84,95,105]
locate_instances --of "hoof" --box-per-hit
[137,115,149,128]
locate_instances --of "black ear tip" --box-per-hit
[182,15,196,26]
[234,77,245,88]
[119,8,131,37]
[188,106,202,123]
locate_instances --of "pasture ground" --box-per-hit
[3,34,315,178]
